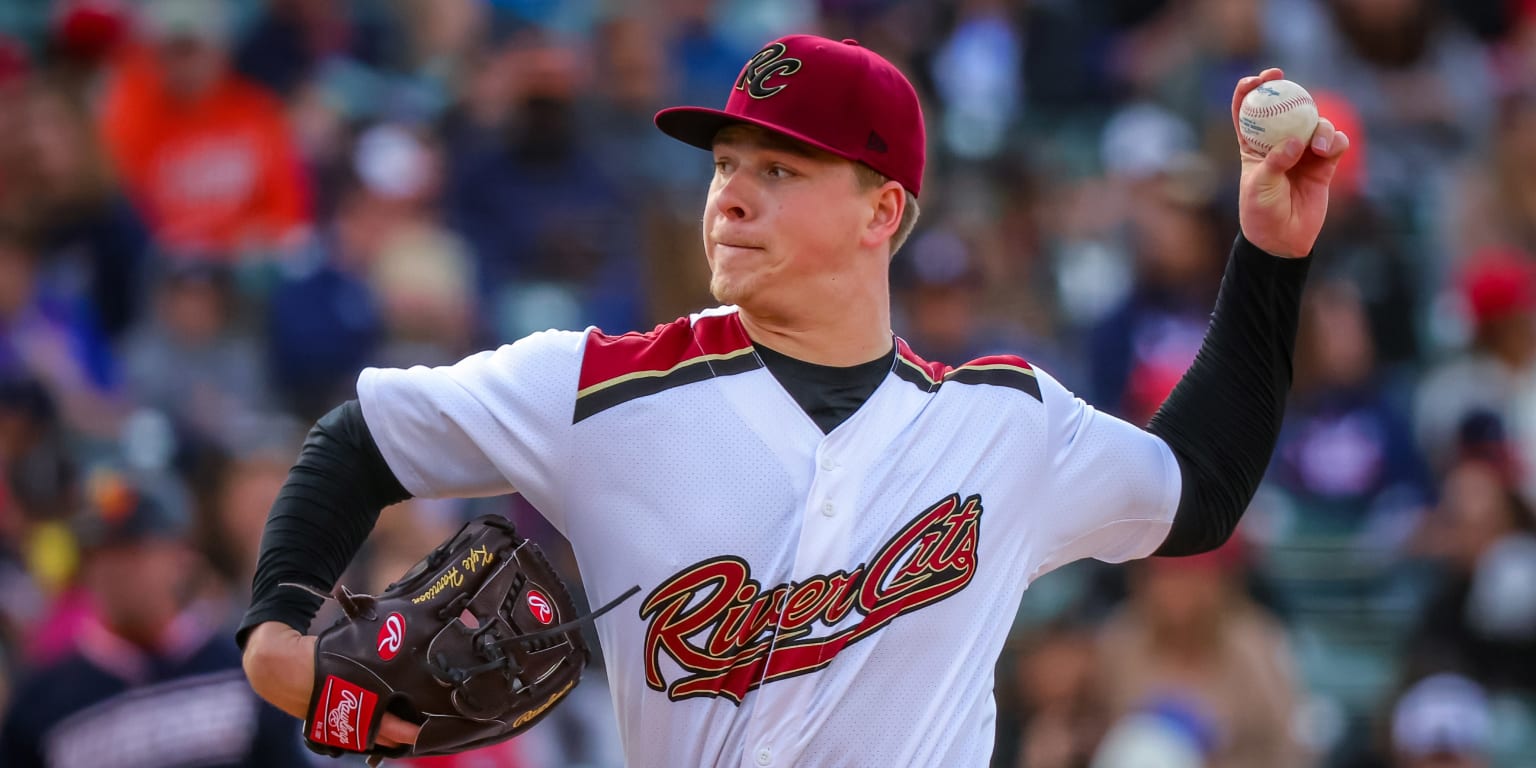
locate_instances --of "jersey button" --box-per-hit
[821,501,836,517]
[757,747,772,766]
[819,456,838,471]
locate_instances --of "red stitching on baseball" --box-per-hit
[1244,95,1313,120]
[1246,136,1275,152]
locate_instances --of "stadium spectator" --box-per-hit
[5,77,150,341]
[0,467,308,767]
[1096,541,1306,768]
[1415,252,1536,493]
[442,34,644,337]
[1390,673,1494,768]
[1410,449,1536,694]
[119,260,271,453]
[99,0,310,260]
[1269,278,1431,548]
[994,621,1108,768]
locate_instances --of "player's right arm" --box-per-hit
[239,329,584,745]
[238,398,422,746]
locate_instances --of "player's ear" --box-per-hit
[859,180,904,250]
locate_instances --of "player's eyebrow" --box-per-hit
[713,125,833,161]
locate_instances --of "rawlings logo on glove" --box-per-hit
[376,614,405,660]
[296,515,637,766]
[312,677,376,751]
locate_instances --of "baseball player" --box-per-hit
[240,35,1349,766]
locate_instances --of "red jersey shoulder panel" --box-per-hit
[574,312,758,423]
[578,313,754,392]
[579,316,693,393]
[893,339,1039,400]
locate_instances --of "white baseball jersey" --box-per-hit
[358,306,1181,767]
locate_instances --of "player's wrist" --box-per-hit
[242,623,302,677]
[242,622,316,721]
[1235,230,1306,261]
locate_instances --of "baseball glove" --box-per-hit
[297,514,636,765]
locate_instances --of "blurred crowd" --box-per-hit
[0,0,1534,766]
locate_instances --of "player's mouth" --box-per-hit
[712,241,766,256]
[712,237,764,249]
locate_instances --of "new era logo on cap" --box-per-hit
[655,34,926,196]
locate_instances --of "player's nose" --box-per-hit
[712,172,754,221]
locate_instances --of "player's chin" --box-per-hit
[708,260,772,305]
[709,273,752,306]
[714,264,780,305]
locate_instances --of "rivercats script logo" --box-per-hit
[641,493,983,703]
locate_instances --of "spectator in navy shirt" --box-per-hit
[0,467,306,768]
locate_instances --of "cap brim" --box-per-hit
[654,106,857,163]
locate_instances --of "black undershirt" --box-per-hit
[1149,236,1309,554]
[237,400,410,649]
[754,342,896,434]
[237,235,1307,648]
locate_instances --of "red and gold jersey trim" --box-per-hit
[892,340,1040,400]
[574,313,760,423]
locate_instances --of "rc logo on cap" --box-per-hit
[735,42,802,99]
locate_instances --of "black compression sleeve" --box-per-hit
[1147,235,1310,556]
[235,400,411,649]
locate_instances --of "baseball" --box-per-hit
[1238,79,1318,156]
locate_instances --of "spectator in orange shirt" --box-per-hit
[100,0,311,261]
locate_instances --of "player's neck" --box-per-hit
[737,302,892,367]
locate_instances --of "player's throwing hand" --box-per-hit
[1234,68,1352,259]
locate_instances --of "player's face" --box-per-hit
[704,127,875,311]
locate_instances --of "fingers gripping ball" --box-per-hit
[1238,79,1318,156]
[299,515,638,766]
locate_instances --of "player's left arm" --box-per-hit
[1146,69,1350,555]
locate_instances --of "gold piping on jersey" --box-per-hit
[576,346,758,399]
[574,345,762,423]
[892,356,1041,400]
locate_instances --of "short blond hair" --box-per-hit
[853,164,920,257]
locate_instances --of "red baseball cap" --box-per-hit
[655,34,926,197]
[1462,248,1536,326]
[0,36,28,87]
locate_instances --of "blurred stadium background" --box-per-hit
[0,0,1534,766]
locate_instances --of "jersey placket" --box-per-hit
[736,382,928,768]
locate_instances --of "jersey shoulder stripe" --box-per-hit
[892,340,1041,401]
[574,311,759,423]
